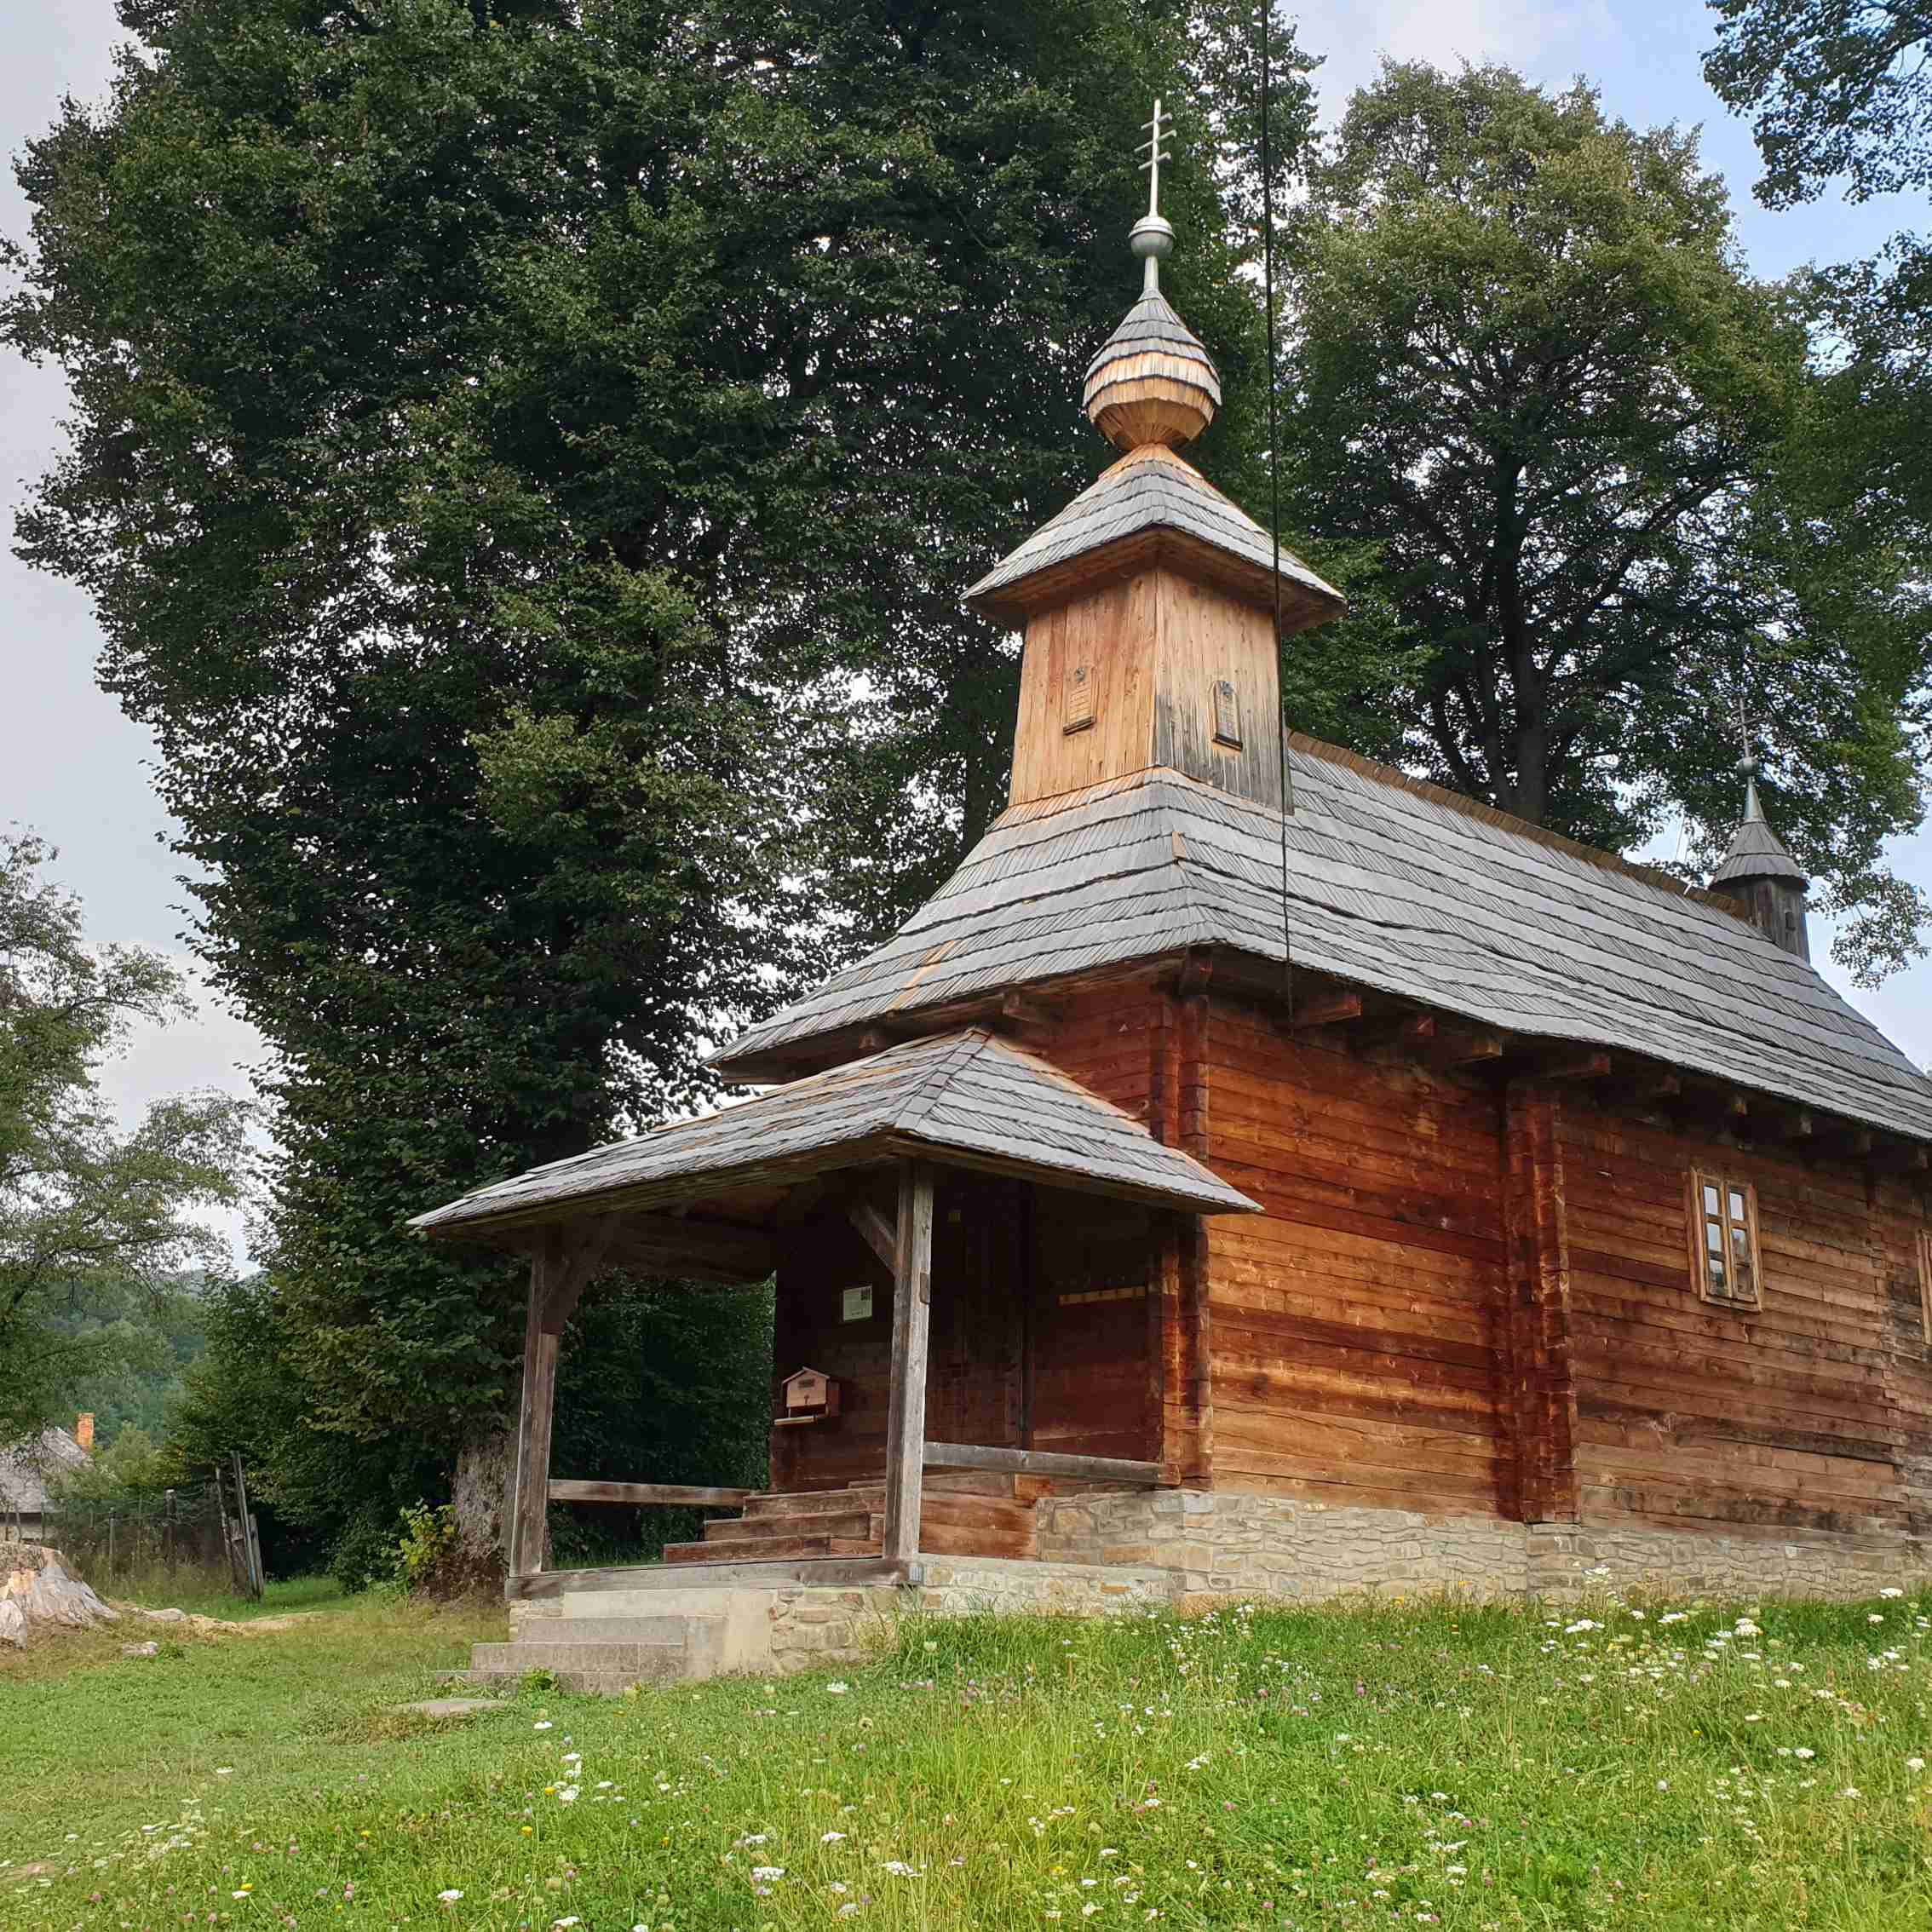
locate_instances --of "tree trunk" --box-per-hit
[451,1427,518,1580]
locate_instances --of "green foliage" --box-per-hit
[391,1501,460,1596]
[0,835,249,1443]
[1282,62,1932,980]
[46,1424,174,1503]
[1705,0,1932,209]
[2,0,1320,1565]
[7,1590,1932,1928]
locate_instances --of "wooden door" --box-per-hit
[1026,1185,1156,1463]
[923,1174,1026,1451]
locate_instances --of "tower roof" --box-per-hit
[1082,288,1223,451]
[964,442,1343,629]
[1711,764,1808,888]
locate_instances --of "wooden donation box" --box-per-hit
[776,1366,839,1427]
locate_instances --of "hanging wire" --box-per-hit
[1260,0,1296,1021]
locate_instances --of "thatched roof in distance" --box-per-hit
[0,1427,90,1515]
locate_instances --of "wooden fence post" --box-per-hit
[880,1160,936,1567]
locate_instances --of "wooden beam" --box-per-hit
[546,1480,753,1508]
[1640,1072,1682,1104]
[1357,1010,1435,1053]
[508,1237,565,1582]
[1541,1051,1612,1084]
[923,1441,1161,1486]
[1435,1029,1506,1069]
[880,1159,935,1566]
[625,1213,773,1278]
[848,1198,899,1274]
[996,991,1055,1033]
[1289,990,1364,1030]
[1752,1107,1815,1145]
[1872,1143,1932,1176]
[539,1214,624,1335]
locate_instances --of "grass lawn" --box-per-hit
[4,1583,1931,1930]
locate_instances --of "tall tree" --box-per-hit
[0,836,246,1442]
[1280,62,1931,980]
[4,0,1318,1559]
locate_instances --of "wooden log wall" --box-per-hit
[769,1172,1024,1494]
[1185,992,1511,1516]
[1560,1096,1926,1538]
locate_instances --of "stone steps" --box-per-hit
[466,1612,724,1690]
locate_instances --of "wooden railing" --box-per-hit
[923,1441,1161,1486]
[546,1480,752,1508]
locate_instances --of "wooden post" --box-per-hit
[881,1159,935,1567]
[507,1238,564,1582]
[1501,1083,1579,1523]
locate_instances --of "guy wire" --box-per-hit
[1260,0,1295,1025]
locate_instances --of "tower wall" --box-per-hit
[1009,566,1282,810]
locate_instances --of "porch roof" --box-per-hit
[411,1027,1258,1250]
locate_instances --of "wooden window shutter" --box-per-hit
[1212,678,1242,749]
[1062,662,1095,735]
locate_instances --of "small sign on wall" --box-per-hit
[842,1284,874,1323]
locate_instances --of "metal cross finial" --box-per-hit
[1138,98,1171,219]
[1733,692,1766,823]
[1130,100,1178,294]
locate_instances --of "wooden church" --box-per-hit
[417,120,1932,1614]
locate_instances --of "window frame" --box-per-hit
[1686,1168,1764,1309]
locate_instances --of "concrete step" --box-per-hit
[469,1640,687,1681]
[515,1614,710,1645]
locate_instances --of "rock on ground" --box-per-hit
[0,1542,118,1649]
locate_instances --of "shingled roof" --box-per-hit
[963,444,1344,630]
[715,739,1932,1145]
[414,1027,1259,1239]
[0,1426,89,1516]
[1712,781,1808,888]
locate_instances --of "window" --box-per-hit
[1688,1169,1762,1308]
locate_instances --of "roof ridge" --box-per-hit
[1284,735,1754,922]
[890,1026,996,1136]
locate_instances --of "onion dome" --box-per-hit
[1081,102,1222,451]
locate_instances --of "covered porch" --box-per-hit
[411,1028,1257,1600]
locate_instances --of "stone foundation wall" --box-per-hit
[1035,1490,1932,1605]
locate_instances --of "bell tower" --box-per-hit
[1711,755,1812,963]
[966,101,1345,812]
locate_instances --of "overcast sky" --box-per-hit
[3,0,1928,1268]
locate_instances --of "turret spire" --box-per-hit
[1711,711,1811,962]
